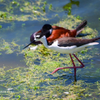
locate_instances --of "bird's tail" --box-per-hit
[76,20,87,35]
[91,37,100,42]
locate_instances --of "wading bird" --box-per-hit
[33,34,100,81]
[23,20,87,49]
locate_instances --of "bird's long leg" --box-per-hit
[69,54,75,67]
[51,53,84,75]
[73,54,84,68]
[69,54,77,81]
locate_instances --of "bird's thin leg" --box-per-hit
[69,54,77,81]
[69,54,75,67]
[73,54,84,68]
[51,54,84,74]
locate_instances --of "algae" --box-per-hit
[0,15,100,99]
[0,0,55,22]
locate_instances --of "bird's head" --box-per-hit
[30,24,52,42]
[23,24,52,49]
[34,24,52,39]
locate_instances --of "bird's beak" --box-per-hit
[23,39,42,49]
[23,41,34,49]
[23,30,43,49]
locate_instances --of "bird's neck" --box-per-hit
[40,36,49,48]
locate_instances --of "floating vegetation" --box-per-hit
[63,0,80,15]
[0,0,54,22]
[0,39,20,55]
[0,66,100,99]
[0,15,100,99]
[0,25,2,28]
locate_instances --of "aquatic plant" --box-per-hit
[0,0,54,22]
[0,15,100,99]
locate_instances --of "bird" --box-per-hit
[34,34,100,81]
[23,20,87,49]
